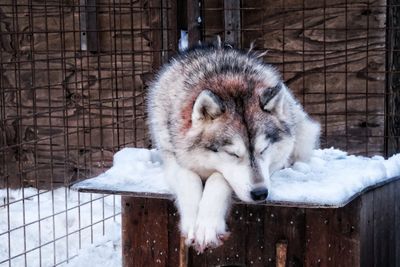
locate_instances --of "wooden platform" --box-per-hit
[72,175,400,267]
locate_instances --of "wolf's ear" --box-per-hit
[192,90,225,122]
[260,83,286,116]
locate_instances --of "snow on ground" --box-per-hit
[75,147,400,206]
[0,188,121,267]
[2,147,400,267]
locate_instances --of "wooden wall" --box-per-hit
[0,0,176,188]
[202,0,387,156]
[0,0,390,188]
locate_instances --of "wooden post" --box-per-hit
[187,0,202,46]
[386,0,400,156]
[224,0,241,47]
[79,0,97,52]
[276,240,288,267]
[179,236,188,267]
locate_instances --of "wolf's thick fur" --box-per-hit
[147,42,320,252]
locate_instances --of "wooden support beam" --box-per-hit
[79,0,98,52]
[276,240,288,267]
[386,0,400,156]
[187,0,202,46]
[224,0,241,47]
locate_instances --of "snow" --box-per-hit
[74,147,400,206]
[0,188,121,267]
[2,148,400,267]
[74,148,170,196]
[178,30,188,52]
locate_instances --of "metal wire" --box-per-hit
[201,0,396,157]
[0,0,175,266]
[0,0,398,266]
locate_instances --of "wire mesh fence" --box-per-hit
[0,0,175,266]
[0,0,399,266]
[200,0,398,157]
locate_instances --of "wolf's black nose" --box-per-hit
[250,187,269,201]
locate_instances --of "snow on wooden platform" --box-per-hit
[72,148,400,208]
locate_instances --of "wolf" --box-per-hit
[147,40,320,252]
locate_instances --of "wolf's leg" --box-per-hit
[163,155,203,245]
[194,172,232,252]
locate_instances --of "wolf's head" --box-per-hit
[179,69,297,203]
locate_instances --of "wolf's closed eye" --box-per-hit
[260,145,269,155]
[225,151,240,158]
[206,145,219,153]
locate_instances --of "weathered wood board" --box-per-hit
[109,178,400,267]
[203,0,387,156]
[0,0,176,188]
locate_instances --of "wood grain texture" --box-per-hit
[118,179,400,266]
[305,201,361,267]
[203,0,387,156]
[122,197,170,267]
[386,0,400,156]
[0,0,175,188]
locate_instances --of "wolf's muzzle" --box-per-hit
[250,187,268,201]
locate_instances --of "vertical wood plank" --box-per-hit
[276,240,288,267]
[166,0,178,57]
[360,187,375,267]
[149,0,163,70]
[386,0,400,156]
[167,204,186,267]
[224,0,241,47]
[86,0,98,52]
[395,179,400,267]
[187,0,201,46]
[305,200,360,267]
[122,197,169,267]
[264,207,305,267]
[372,180,396,266]
[245,205,266,267]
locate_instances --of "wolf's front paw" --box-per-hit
[193,218,230,253]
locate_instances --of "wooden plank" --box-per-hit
[385,0,400,156]
[372,178,396,266]
[276,240,288,267]
[149,0,163,70]
[72,176,400,210]
[395,179,400,267]
[224,0,241,46]
[264,207,305,267]
[245,205,266,267]
[305,199,360,267]
[122,197,169,267]
[360,185,375,267]
[187,0,202,46]
[166,0,178,57]
[201,0,224,42]
[167,203,185,267]
[79,0,98,52]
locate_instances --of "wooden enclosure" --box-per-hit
[72,177,400,267]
